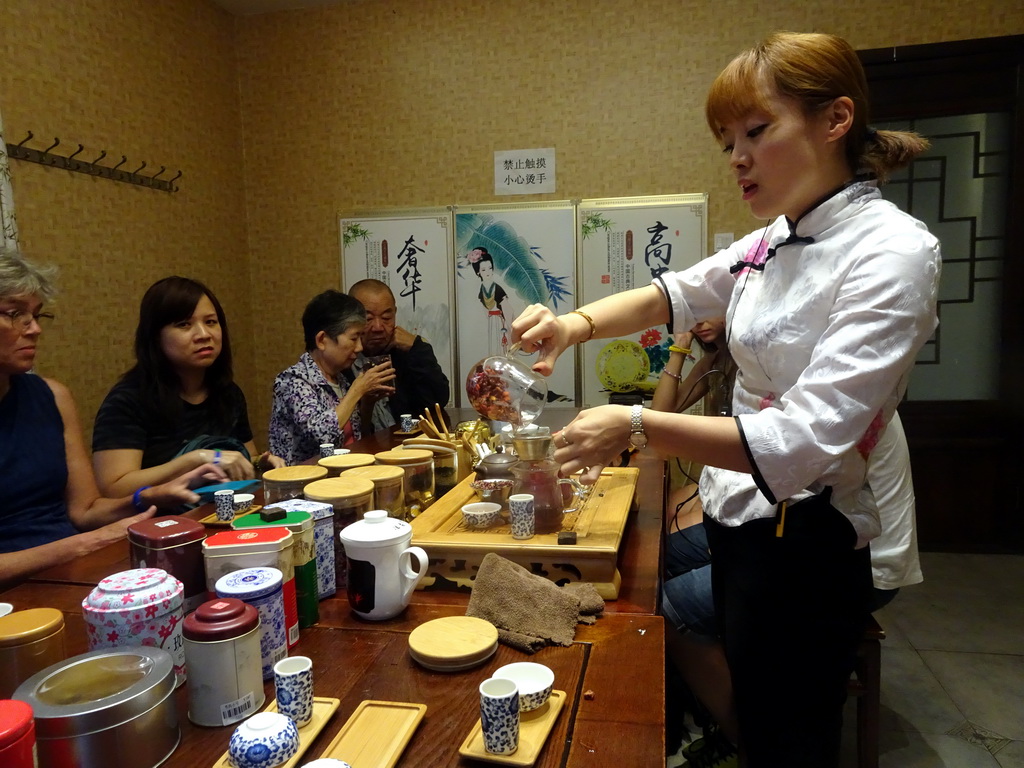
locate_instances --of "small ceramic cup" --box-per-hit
[479,677,519,755]
[274,655,314,728]
[462,502,502,529]
[214,489,235,522]
[319,443,335,458]
[400,413,416,432]
[233,493,255,514]
[508,494,535,540]
[228,711,300,768]
[332,448,351,456]
[300,761,353,768]
[491,661,554,711]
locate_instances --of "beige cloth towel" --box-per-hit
[466,552,605,653]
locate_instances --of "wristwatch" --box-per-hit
[628,404,648,450]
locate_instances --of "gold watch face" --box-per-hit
[629,433,648,449]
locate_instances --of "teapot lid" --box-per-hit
[481,452,518,466]
[338,510,411,548]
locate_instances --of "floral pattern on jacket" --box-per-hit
[269,351,362,465]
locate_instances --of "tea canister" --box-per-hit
[262,465,328,506]
[215,568,287,681]
[0,699,35,768]
[346,464,406,520]
[127,515,206,613]
[82,568,186,687]
[13,646,178,768]
[317,452,375,477]
[202,527,300,649]
[233,509,318,628]
[0,607,66,699]
[252,498,335,600]
[374,448,434,518]
[304,476,375,591]
[183,597,264,726]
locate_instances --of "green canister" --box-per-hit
[232,510,318,629]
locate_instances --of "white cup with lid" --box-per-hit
[338,510,428,620]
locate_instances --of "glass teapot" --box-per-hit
[465,343,547,429]
[509,457,586,534]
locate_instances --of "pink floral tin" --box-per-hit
[81,568,186,687]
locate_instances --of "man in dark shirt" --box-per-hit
[348,279,450,431]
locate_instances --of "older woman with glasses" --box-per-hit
[0,248,225,588]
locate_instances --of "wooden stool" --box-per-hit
[847,614,885,768]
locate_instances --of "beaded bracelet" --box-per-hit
[570,309,597,341]
[661,369,682,380]
[132,486,152,513]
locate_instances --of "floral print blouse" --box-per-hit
[269,351,362,465]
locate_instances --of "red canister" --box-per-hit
[128,516,206,614]
[0,699,36,768]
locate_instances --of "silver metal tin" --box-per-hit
[13,646,179,768]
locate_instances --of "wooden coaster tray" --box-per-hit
[210,696,340,768]
[410,468,638,598]
[198,505,263,528]
[458,689,566,766]
[313,700,426,767]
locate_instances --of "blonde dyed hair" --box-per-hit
[705,32,929,182]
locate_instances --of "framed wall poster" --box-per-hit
[577,194,707,407]
[340,208,455,404]
[454,201,578,408]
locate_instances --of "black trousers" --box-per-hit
[704,494,872,767]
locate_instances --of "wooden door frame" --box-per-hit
[859,36,1024,551]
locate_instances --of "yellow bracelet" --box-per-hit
[669,345,692,355]
[571,309,597,341]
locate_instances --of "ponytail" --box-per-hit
[858,128,930,183]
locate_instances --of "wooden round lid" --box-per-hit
[303,476,375,502]
[408,616,498,665]
[345,465,406,484]
[262,465,328,484]
[317,453,375,471]
[375,448,432,465]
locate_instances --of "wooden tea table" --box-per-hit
[10,407,668,765]
[0,580,664,767]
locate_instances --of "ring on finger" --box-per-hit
[560,430,572,447]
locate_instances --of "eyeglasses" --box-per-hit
[0,309,55,330]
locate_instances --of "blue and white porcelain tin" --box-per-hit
[215,568,287,680]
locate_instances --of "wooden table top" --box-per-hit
[9,408,667,766]
[1,580,665,767]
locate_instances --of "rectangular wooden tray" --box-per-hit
[458,689,567,766]
[211,696,340,768]
[410,468,638,598]
[198,504,263,528]
[314,700,427,767]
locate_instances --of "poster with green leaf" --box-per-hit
[577,194,707,406]
[340,209,454,402]
[455,202,577,408]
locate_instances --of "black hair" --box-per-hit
[301,290,366,351]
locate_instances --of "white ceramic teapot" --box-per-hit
[338,510,429,620]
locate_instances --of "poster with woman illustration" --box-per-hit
[577,194,707,406]
[455,202,577,408]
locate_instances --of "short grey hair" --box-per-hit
[0,247,58,302]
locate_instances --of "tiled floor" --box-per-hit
[669,552,1024,767]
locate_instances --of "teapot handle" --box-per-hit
[558,477,587,513]
[399,546,430,601]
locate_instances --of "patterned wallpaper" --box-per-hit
[1,0,1021,449]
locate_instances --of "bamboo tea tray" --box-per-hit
[410,467,638,598]
[313,700,426,767]
[211,696,340,768]
[458,689,567,766]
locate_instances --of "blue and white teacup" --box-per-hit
[274,655,314,727]
[319,443,335,458]
[508,494,535,540]
[479,677,519,755]
[400,413,416,432]
[214,489,235,522]
[228,711,299,768]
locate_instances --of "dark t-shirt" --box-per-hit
[92,379,253,468]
